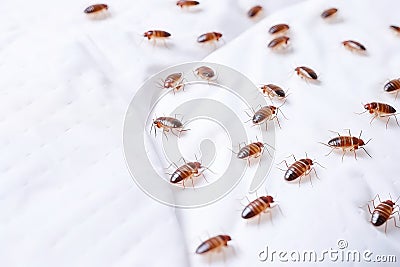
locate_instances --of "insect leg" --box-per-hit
[341,149,346,162]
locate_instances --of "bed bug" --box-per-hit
[384,79,400,99]
[176,0,199,8]
[342,40,366,53]
[268,36,290,50]
[143,30,171,44]
[235,141,273,166]
[260,84,286,99]
[268,24,289,35]
[170,161,206,187]
[84,4,108,18]
[359,102,399,128]
[279,155,323,185]
[194,66,216,81]
[242,195,276,224]
[249,104,287,129]
[248,5,263,18]
[151,116,188,138]
[367,194,400,233]
[320,130,372,161]
[196,235,231,254]
[390,25,400,35]
[295,66,318,81]
[160,72,185,93]
[197,32,223,44]
[321,8,338,19]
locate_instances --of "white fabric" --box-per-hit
[2,0,399,266]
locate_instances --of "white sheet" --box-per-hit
[0,0,305,266]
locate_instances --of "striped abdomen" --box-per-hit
[237,142,263,159]
[371,201,394,226]
[170,162,198,183]
[176,0,199,8]
[328,136,361,148]
[196,235,231,254]
[197,32,222,43]
[84,4,108,14]
[241,196,272,219]
[155,117,183,129]
[295,66,318,80]
[370,102,396,114]
[144,30,171,40]
[384,79,400,92]
[342,40,366,52]
[268,36,289,49]
[268,24,289,35]
[248,5,263,18]
[253,106,274,124]
[284,159,312,181]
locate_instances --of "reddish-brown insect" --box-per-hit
[268,36,290,50]
[367,194,400,233]
[196,235,231,254]
[359,102,399,128]
[250,105,287,129]
[176,0,199,8]
[197,32,223,44]
[234,141,272,166]
[390,25,400,35]
[295,66,318,81]
[160,73,185,92]
[84,4,108,14]
[268,24,289,35]
[320,130,372,161]
[384,79,400,99]
[143,30,171,42]
[84,4,108,19]
[248,5,263,18]
[194,66,216,81]
[170,161,206,187]
[260,84,286,100]
[342,40,366,53]
[279,155,323,185]
[151,116,189,138]
[242,195,276,222]
[321,8,338,19]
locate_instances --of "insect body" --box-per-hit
[320,130,371,161]
[384,79,400,99]
[248,5,263,18]
[242,196,274,219]
[176,0,199,8]
[367,195,400,233]
[321,8,338,19]
[236,142,271,165]
[197,32,223,44]
[84,4,108,18]
[251,105,286,129]
[342,40,366,53]
[361,102,399,128]
[170,161,204,187]
[269,24,289,35]
[194,66,216,81]
[260,84,286,99]
[162,72,185,92]
[268,36,290,50]
[196,235,231,254]
[295,66,318,81]
[143,30,171,42]
[151,116,188,137]
[280,155,321,185]
[390,25,400,35]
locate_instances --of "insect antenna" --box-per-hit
[361,147,372,158]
